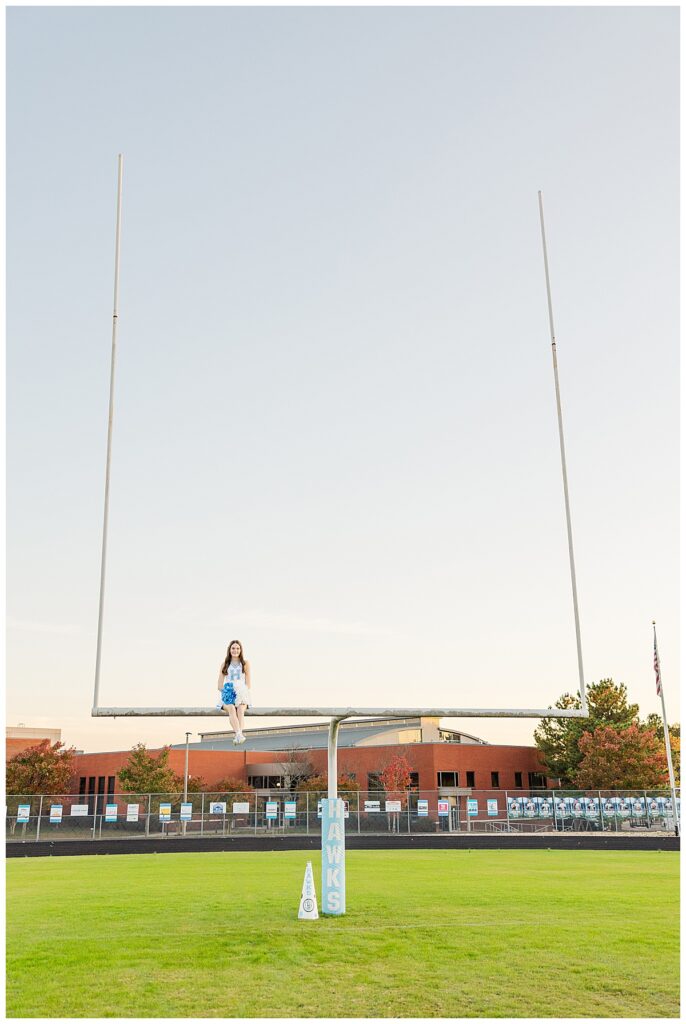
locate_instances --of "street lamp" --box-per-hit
[184,731,192,803]
[182,731,192,836]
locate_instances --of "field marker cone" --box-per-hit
[298,860,319,920]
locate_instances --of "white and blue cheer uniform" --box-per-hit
[221,663,252,707]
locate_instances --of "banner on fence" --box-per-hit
[126,804,139,822]
[180,803,193,821]
[49,805,63,823]
[284,801,297,819]
[487,799,498,817]
[17,804,30,823]
[417,799,429,816]
[70,804,89,817]
[105,804,118,822]
[159,803,172,822]
[385,800,401,813]
[508,798,524,817]
[364,800,380,813]
[437,799,450,817]
[266,801,278,820]
[210,802,227,815]
[467,799,478,817]
[232,802,249,814]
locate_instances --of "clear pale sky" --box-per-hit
[6,6,679,755]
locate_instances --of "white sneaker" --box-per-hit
[232,733,239,745]
[236,732,246,745]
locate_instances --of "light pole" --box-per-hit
[183,731,192,835]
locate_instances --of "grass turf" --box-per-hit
[6,848,679,1018]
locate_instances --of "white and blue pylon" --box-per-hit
[298,860,319,920]
[321,798,346,915]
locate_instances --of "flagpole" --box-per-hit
[653,621,679,836]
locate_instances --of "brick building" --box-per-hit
[71,717,549,806]
[6,725,62,760]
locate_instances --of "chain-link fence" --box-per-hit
[5,788,680,843]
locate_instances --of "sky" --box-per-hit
[6,6,679,755]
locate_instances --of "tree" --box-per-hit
[117,744,180,796]
[295,773,360,794]
[641,714,680,784]
[533,680,639,785]
[277,747,315,791]
[6,740,77,795]
[574,724,670,790]
[379,754,413,802]
[211,776,251,795]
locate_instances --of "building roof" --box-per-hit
[175,716,488,753]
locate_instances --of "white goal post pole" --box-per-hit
[93,155,123,714]
[538,191,588,715]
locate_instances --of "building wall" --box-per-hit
[6,727,62,761]
[71,742,548,793]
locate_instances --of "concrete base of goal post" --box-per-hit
[321,798,346,915]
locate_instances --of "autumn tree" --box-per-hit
[534,679,639,785]
[642,714,680,784]
[6,740,77,795]
[379,754,414,801]
[117,744,180,796]
[295,773,360,794]
[574,724,670,790]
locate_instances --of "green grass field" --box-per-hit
[6,849,679,1018]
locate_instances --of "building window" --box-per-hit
[107,776,115,797]
[491,772,499,788]
[437,771,458,787]
[249,775,284,789]
[466,771,475,788]
[408,772,419,791]
[367,773,383,792]
[528,771,547,789]
[79,777,86,796]
[514,772,523,788]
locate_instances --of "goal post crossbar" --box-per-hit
[91,704,589,719]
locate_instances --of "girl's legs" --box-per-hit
[226,704,241,737]
[236,703,246,732]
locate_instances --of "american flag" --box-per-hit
[653,624,662,697]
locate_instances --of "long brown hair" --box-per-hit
[221,640,246,676]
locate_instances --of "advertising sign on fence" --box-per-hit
[70,804,89,817]
[284,801,297,819]
[554,798,567,817]
[49,805,63,823]
[17,804,30,823]
[385,800,402,813]
[437,799,450,817]
[105,804,118,822]
[180,803,193,821]
[487,799,498,817]
[571,799,583,817]
[364,800,380,813]
[210,802,227,815]
[467,799,478,817]
[126,804,139,822]
[232,802,249,815]
[539,798,552,817]
[417,799,429,817]
[508,798,523,817]
[159,803,172,822]
[265,801,278,820]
